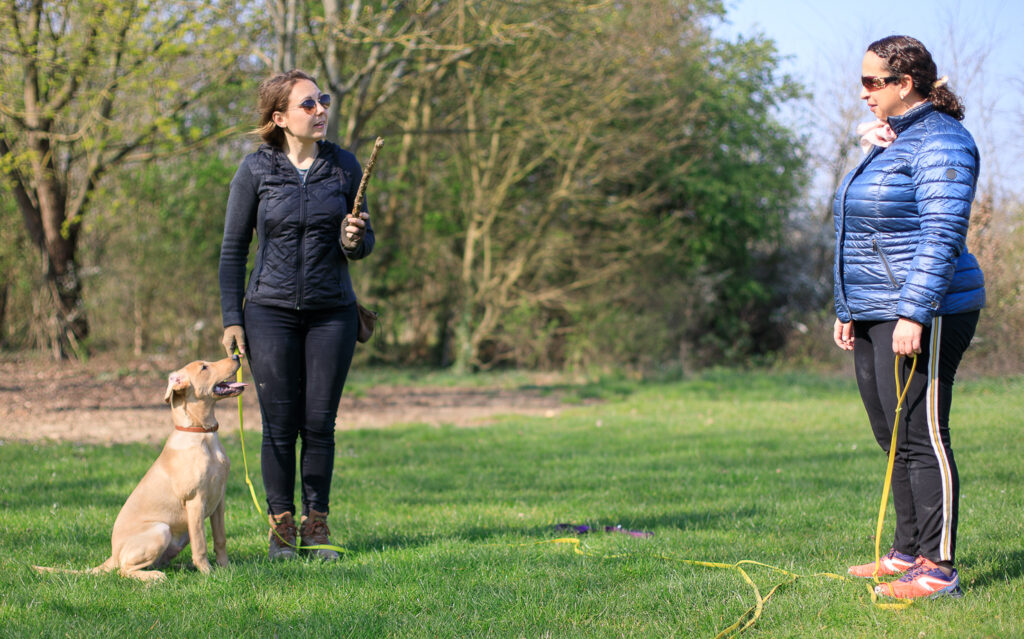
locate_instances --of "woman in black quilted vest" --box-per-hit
[218,70,375,561]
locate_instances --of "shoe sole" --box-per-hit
[848,565,912,578]
[929,584,964,599]
[269,546,298,560]
[874,583,963,599]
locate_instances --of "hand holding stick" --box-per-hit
[343,137,384,247]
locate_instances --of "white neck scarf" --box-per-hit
[856,100,927,153]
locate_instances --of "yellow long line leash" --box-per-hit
[507,353,922,635]
[867,353,917,610]
[503,537,848,638]
[234,356,349,556]
[231,351,917,632]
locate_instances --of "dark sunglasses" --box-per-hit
[861,75,900,91]
[294,94,331,114]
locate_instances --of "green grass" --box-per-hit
[2,370,1022,638]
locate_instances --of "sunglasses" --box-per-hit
[293,94,331,114]
[861,75,900,91]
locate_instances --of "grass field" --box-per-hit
[2,369,1022,638]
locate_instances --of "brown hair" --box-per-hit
[867,35,964,120]
[253,69,318,148]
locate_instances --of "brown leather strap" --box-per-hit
[174,424,219,433]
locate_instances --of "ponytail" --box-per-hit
[927,76,965,120]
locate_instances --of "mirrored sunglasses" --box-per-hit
[861,75,900,91]
[295,94,331,114]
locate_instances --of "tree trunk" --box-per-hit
[16,132,90,359]
[45,255,88,359]
[37,219,88,359]
[451,299,476,374]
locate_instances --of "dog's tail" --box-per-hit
[33,556,117,575]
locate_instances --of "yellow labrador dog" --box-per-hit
[34,356,246,582]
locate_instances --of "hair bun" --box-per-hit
[932,75,949,89]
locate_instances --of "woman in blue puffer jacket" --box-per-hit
[833,35,984,599]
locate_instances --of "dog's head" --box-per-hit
[163,356,246,406]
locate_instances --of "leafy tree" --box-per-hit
[0,0,253,358]
[637,30,808,362]
[428,0,808,369]
[269,0,807,371]
[265,0,589,151]
[0,0,807,371]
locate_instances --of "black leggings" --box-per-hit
[853,311,978,565]
[243,302,359,517]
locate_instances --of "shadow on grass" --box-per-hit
[965,548,1024,589]
[321,506,764,556]
[518,378,639,404]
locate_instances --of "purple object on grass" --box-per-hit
[554,523,652,537]
[604,524,653,538]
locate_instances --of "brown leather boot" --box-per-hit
[299,509,340,561]
[268,511,297,560]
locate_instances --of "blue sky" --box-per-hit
[716,0,1024,194]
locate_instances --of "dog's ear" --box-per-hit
[163,371,190,404]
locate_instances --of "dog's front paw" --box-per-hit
[216,555,229,568]
[193,558,213,574]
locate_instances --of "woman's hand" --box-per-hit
[833,319,854,351]
[222,325,247,357]
[342,211,369,249]
[892,317,923,355]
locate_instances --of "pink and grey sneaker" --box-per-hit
[848,548,917,578]
[874,556,963,599]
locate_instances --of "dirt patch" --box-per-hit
[0,355,571,445]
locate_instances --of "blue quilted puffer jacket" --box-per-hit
[833,102,985,325]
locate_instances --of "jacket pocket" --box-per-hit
[246,261,264,297]
[872,239,900,290]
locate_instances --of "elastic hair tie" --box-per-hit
[932,75,949,89]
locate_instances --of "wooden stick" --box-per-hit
[351,136,384,219]
[346,135,385,244]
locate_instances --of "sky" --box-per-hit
[715,0,1024,196]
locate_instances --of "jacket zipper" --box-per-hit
[872,239,900,289]
[836,146,882,315]
[295,179,308,310]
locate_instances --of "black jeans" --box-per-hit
[243,302,359,517]
[853,311,978,565]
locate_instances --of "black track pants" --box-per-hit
[244,302,359,517]
[852,311,978,565]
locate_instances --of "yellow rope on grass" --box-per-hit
[502,354,924,634]
[504,537,851,638]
